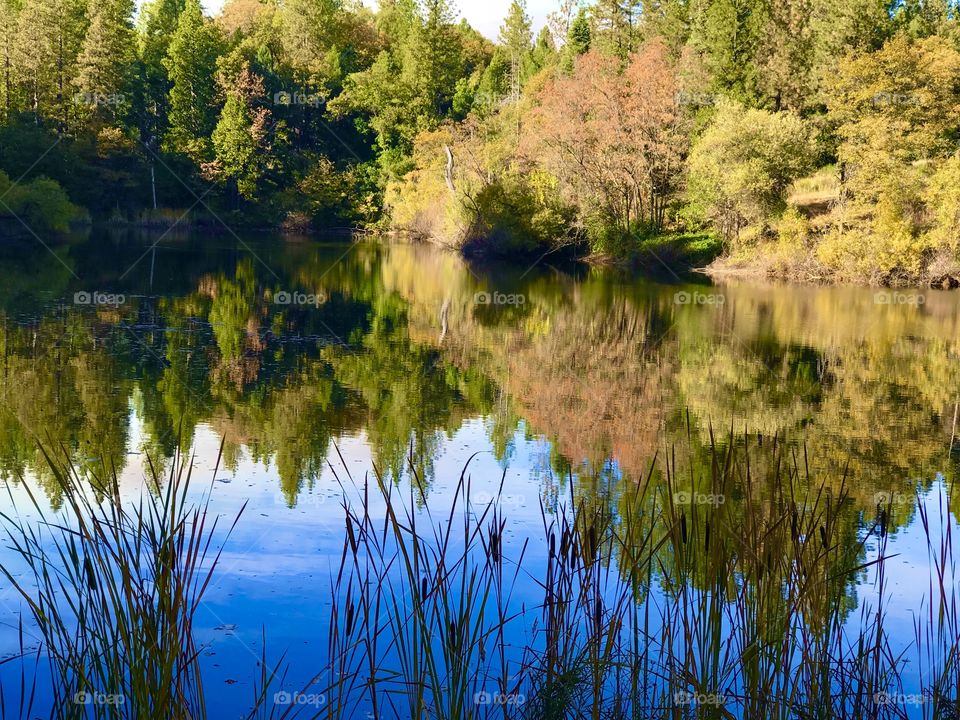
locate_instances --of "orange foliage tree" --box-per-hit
[526,40,686,245]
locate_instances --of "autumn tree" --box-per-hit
[529,41,686,249]
[208,55,281,202]
[828,34,960,167]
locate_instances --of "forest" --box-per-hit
[2,0,960,284]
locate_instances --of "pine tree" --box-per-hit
[138,0,187,142]
[162,0,223,161]
[756,0,815,111]
[591,0,641,59]
[13,0,87,129]
[688,0,767,104]
[409,0,462,119]
[529,26,557,74]
[0,0,16,119]
[499,0,532,103]
[563,7,592,71]
[642,0,690,56]
[75,0,136,124]
[568,8,592,56]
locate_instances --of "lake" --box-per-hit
[0,229,958,719]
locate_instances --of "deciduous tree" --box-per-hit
[529,41,686,246]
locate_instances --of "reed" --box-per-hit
[323,434,960,719]
[1,435,957,719]
[0,445,243,719]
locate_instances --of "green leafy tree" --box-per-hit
[209,62,278,201]
[687,101,814,243]
[162,0,223,162]
[277,0,345,89]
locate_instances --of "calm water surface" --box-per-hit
[0,230,958,717]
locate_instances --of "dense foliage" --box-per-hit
[3,0,960,281]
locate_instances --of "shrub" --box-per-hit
[686,101,815,246]
[924,154,960,253]
[0,171,81,233]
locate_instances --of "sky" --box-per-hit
[193,0,554,41]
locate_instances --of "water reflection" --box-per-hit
[2,231,960,715]
[0,231,957,519]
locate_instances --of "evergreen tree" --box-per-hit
[568,8,592,56]
[162,0,223,161]
[591,0,642,59]
[410,0,462,118]
[13,0,87,129]
[138,0,186,143]
[688,0,767,104]
[563,7,592,71]
[211,64,272,201]
[499,0,532,103]
[529,26,557,74]
[810,0,892,75]
[75,0,136,124]
[756,0,815,111]
[642,0,690,56]
[0,0,16,119]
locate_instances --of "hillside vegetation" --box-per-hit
[2,0,960,283]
